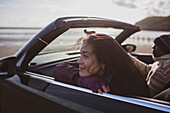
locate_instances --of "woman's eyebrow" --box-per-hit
[81,49,93,55]
[82,50,89,54]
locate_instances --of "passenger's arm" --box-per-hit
[147,61,170,97]
[129,54,152,78]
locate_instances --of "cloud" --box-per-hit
[0,5,4,8]
[0,0,169,27]
[112,0,137,8]
[0,0,77,27]
[148,1,170,16]
[112,0,170,16]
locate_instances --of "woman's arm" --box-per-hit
[76,76,110,94]
[53,62,79,85]
[53,62,110,94]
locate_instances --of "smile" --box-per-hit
[79,67,85,71]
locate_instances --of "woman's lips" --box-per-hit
[79,67,85,71]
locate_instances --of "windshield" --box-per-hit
[30,28,123,65]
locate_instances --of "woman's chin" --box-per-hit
[79,72,90,77]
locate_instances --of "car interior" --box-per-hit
[26,28,169,102]
[0,28,169,113]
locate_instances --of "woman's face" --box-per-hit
[76,42,104,77]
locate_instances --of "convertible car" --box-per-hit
[0,17,169,113]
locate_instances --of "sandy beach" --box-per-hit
[0,38,28,58]
[0,38,153,58]
[1,29,161,58]
[0,45,22,58]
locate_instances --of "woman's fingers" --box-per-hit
[102,85,109,93]
[97,85,110,94]
[106,85,110,92]
[97,89,103,94]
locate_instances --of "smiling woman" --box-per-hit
[53,33,151,97]
[77,42,105,77]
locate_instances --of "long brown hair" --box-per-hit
[79,33,150,97]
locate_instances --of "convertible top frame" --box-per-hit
[15,17,140,71]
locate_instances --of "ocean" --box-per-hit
[0,28,169,58]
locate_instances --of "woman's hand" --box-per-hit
[76,76,110,94]
[97,85,110,94]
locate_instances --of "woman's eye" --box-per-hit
[84,55,88,58]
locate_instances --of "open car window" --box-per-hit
[29,28,123,65]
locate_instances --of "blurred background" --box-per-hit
[0,0,170,58]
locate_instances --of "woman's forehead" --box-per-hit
[81,43,93,54]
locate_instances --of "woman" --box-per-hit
[53,33,150,97]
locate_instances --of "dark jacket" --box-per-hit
[53,62,79,85]
[53,62,150,97]
[53,62,108,93]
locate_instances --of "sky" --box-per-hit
[0,0,170,27]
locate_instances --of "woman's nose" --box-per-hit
[76,57,82,64]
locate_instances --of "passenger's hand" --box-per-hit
[76,76,110,94]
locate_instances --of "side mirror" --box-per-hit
[122,44,136,52]
[0,56,16,79]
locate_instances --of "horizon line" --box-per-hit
[0,27,42,29]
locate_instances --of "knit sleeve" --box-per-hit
[147,61,170,97]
